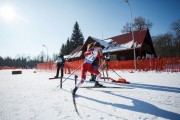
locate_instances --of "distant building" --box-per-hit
[65,29,156,61]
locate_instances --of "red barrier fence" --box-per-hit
[37,57,180,72]
[0,66,16,70]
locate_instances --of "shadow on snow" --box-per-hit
[102,81,180,93]
[78,91,180,120]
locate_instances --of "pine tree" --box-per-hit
[70,21,84,50]
[59,21,84,55]
[60,44,66,54]
[60,38,74,55]
[66,38,73,54]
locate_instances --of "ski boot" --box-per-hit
[54,76,58,78]
[94,81,103,87]
[89,74,96,82]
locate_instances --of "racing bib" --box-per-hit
[85,51,98,63]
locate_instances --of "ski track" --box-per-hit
[76,89,127,120]
[0,69,180,120]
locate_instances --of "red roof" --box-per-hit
[67,29,151,58]
[105,29,148,48]
[69,45,82,55]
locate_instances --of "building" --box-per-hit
[65,28,156,61]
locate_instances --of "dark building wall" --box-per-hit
[108,48,141,61]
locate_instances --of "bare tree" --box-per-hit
[52,53,58,61]
[153,33,174,58]
[121,22,131,33]
[121,16,153,33]
[133,16,153,31]
[170,19,180,57]
[170,19,180,36]
[37,51,46,62]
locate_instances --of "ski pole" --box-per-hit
[106,64,123,78]
[62,62,84,83]
[60,76,62,88]
[99,60,109,74]
[57,63,83,88]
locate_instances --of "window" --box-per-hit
[110,54,117,61]
[120,56,125,61]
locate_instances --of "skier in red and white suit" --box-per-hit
[72,42,104,96]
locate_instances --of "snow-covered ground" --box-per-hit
[0,69,180,120]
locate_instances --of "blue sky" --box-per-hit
[0,0,179,58]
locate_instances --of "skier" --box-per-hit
[87,43,100,82]
[54,53,65,78]
[72,42,104,96]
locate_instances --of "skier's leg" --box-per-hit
[89,73,95,81]
[72,65,87,96]
[72,78,85,96]
[55,65,60,77]
[93,75,97,80]
[89,68,103,87]
[95,73,101,81]
[94,73,103,87]
[60,66,64,78]
[90,65,98,82]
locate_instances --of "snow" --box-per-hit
[104,38,113,43]
[101,39,140,53]
[121,40,133,48]
[90,36,109,48]
[0,69,180,120]
[89,37,134,53]
[65,51,82,59]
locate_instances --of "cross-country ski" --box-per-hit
[49,77,62,80]
[72,92,81,118]
[80,86,133,89]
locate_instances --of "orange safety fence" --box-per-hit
[37,57,180,73]
[0,66,16,70]
[36,60,84,74]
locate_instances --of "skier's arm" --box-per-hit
[97,52,105,59]
[84,51,91,56]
